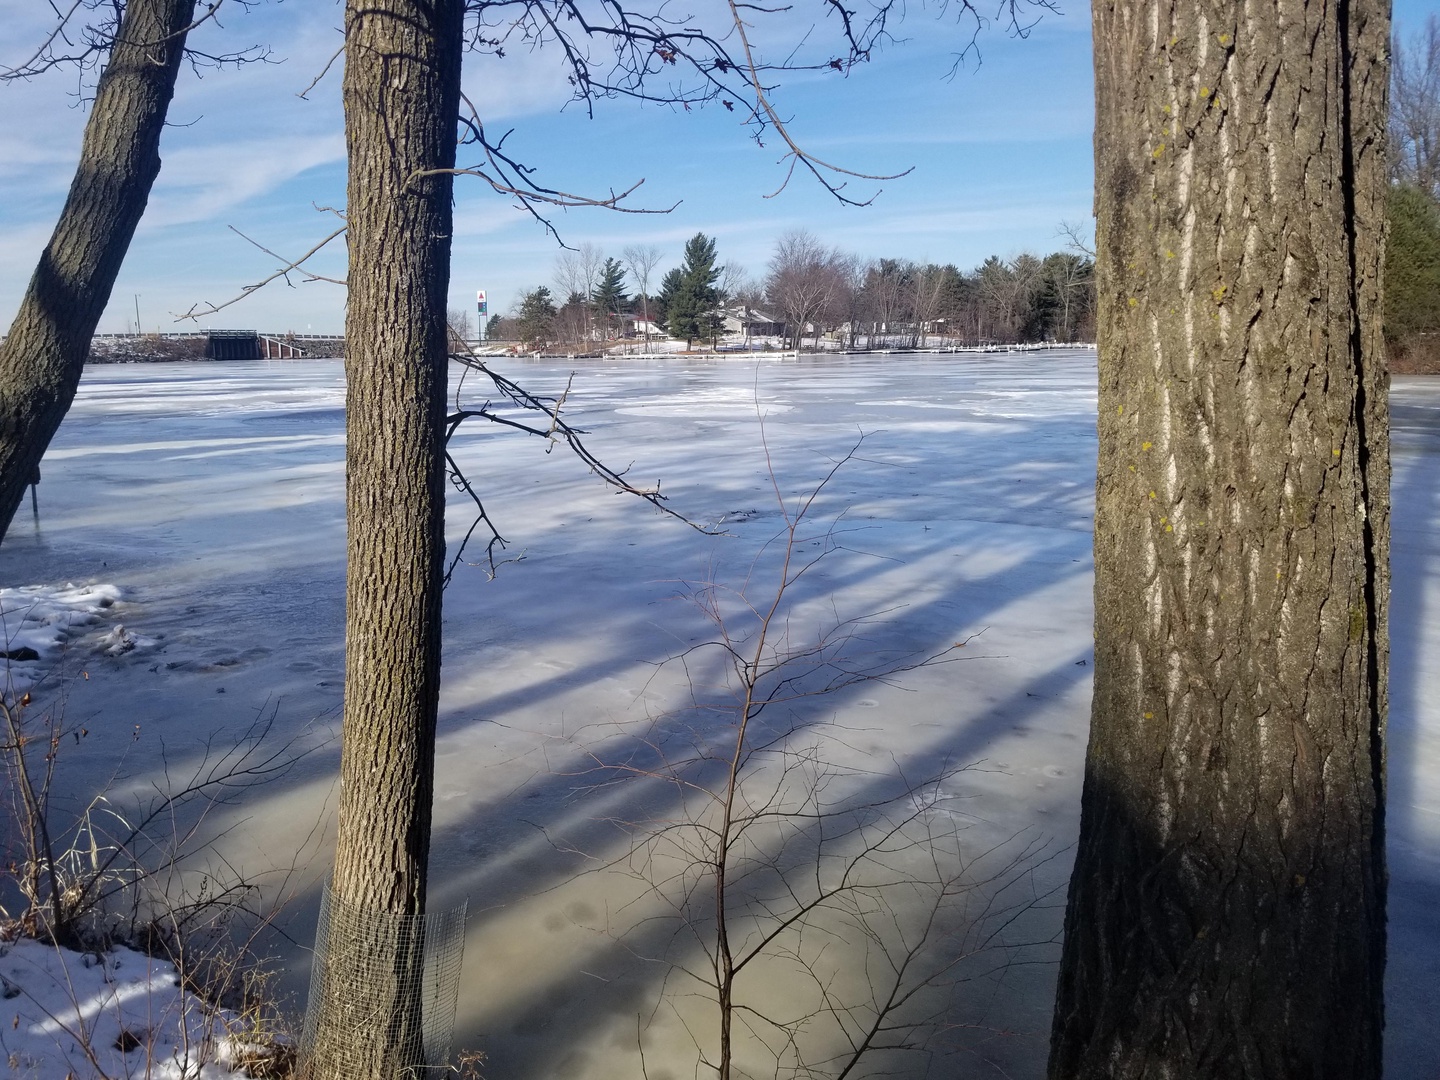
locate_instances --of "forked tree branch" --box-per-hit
[175,222,347,321]
[441,348,719,580]
[2,0,269,82]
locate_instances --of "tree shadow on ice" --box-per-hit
[412,395,1098,1078]
[3,357,1104,1077]
[413,523,1093,1080]
[424,645,1093,1080]
[174,403,1095,1076]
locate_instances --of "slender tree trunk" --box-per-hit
[0,0,196,542]
[1049,1,1390,1077]
[304,2,462,1077]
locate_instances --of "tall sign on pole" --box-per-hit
[476,289,488,342]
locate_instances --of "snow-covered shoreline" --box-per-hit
[0,933,281,1080]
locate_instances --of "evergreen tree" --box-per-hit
[666,232,723,346]
[590,257,629,337]
[516,286,557,348]
[1020,274,1062,342]
[654,266,686,333]
[1385,184,1440,353]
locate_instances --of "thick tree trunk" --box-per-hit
[303,2,462,1078]
[1049,1,1390,1077]
[0,0,196,542]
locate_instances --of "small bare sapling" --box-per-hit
[568,435,1059,1080]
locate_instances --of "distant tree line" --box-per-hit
[494,229,1098,351]
[482,16,1440,363]
[1388,15,1440,374]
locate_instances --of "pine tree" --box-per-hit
[1385,185,1440,347]
[516,286,557,349]
[590,257,629,338]
[666,233,722,346]
[654,266,685,334]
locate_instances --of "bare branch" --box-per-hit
[720,0,912,205]
[1056,218,1096,259]
[443,352,720,577]
[0,0,87,80]
[298,37,345,100]
[174,222,347,322]
[2,0,270,83]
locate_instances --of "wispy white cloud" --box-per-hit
[461,48,576,123]
[0,77,89,190]
[141,133,347,229]
[0,222,56,284]
[802,110,1092,149]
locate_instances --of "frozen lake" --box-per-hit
[3,352,1437,1078]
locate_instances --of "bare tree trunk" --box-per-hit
[304,2,462,1077]
[1049,0,1389,1077]
[0,0,196,542]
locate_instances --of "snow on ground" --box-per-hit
[0,354,1436,1079]
[0,934,260,1079]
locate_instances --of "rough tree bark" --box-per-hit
[0,0,196,542]
[1049,0,1390,1077]
[303,2,463,1077]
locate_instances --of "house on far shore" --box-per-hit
[630,314,666,338]
[616,307,785,344]
[721,306,784,339]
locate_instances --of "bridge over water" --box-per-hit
[89,331,346,360]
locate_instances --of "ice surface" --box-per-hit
[0,354,1435,1079]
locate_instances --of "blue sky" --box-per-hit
[0,0,1428,335]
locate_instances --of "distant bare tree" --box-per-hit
[1009,253,1044,298]
[554,291,589,347]
[446,307,474,348]
[973,256,1017,343]
[766,229,849,349]
[579,243,606,340]
[718,261,747,304]
[909,263,948,347]
[624,244,664,344]
[733,277,767,312]
[972,253,1045,343]
[830,252,864,347]
[859,259,912,347]
[553,251,586,305]
[1392,15,1440,195]
[729,276,768,348]
[1056,218,1096,259]
[487,313,519,342]
[1041,251,1094,342]
[554,242,605,341]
